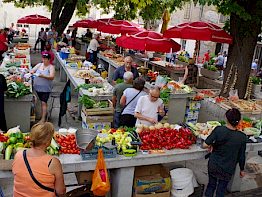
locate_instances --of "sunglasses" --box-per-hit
[42,54,50,58]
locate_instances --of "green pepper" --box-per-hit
[9,133,16,138]
[16,139,24,144]
[16,132,24,139]
[9,136,17,144]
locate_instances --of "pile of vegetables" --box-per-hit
[139,126,196,150]
[74,84,104,91]
[7,81,31,98]
[55,134,80,154]
[116,78,124,84]
[236,120,253,131]
[160,89,170,104]
[78,95,96,109]
[96,128,134,151]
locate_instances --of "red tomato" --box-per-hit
[68,145,72,149]
[70,150,74,154]
[57,139,61,144]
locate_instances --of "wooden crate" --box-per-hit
[0,154,13,170]
[83,100,114,116]
[81,110,113,123]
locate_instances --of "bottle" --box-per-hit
[196,135,202,148]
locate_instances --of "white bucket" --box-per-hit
[170,168,194,197]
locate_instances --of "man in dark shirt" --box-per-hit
[112,56,139,85]
[112,71,133,128]
[71,27,77,48]
[0,74,7,132]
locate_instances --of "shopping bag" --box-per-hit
[90,149,110,196]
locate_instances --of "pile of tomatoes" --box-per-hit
[56,134,81,155]
[139,127,196,150]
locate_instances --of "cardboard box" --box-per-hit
[82,120,111,130]
[133,164,171,195]
[187,100,201,110]
[185,109,199,120]
[75,171,93,185]
[133,191,170,197]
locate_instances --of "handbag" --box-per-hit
[23,150,58,196]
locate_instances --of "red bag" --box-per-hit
[91,149,110,196]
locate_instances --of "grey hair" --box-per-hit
[150,86,161,93]
[123,71,134,81]
[124,56,133,62]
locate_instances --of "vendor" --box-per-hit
[112,56,139,85]
[0,29,9,62]
[182,58,198,86]
[85,29,92,39]
[60,33,68,45]
[87,34,100,65]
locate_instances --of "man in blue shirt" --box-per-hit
[112,56,139,85]
[251,59,258,76]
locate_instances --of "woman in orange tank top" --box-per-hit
[12,122,66,197]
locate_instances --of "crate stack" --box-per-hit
[81,100,113,130]
[184,100,201,124]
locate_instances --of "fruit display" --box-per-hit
[100,50,125,66]
[73,69,99,79]
[236,120,253,131]
[55,134,80,155]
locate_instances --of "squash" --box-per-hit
[157,123,163,128]
[136,128,142,133]
[149,126,155,130]
[164,123,170,128]
[137,123,144,130]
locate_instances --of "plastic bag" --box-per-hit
[155,76,167,86]
[91,149,110,196]
[229,89,239,102]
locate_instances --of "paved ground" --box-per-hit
[1,48,262,196]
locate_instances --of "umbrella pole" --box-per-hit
[35,25,37,51]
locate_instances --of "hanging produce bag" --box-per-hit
[91,149,110,196]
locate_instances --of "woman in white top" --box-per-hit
[120,77,147,127]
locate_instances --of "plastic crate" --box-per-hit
[189,184,205,197]
[80,149,117,160]
[59,51,69,59]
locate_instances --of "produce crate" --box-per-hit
[81,110,113,124]
[83,100,114,116]
[0,154,13,170]
[80,149,117,160]
[82,120,111,130]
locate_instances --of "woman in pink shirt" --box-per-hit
[41,44,54,65]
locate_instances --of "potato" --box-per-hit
[149,126,155,130]
[164,123,170,128]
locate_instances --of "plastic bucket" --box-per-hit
[170,168,194,197]
[60,51,69,59]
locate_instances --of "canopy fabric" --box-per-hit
[73,19,95,28]
[163,21,233,44]
[90,18,118,29]
[116,31,181,53]
[160,9,170,34]
[100,20,145,34]
[17,14,51,24]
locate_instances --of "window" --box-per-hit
[184,3,191,19]
[219,14,230,23]
[182,40,187,50]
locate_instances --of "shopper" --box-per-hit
[65,29,72,46]
[119,77,146,127]
[12,122,66,197]
[204,50,210,65]
[112,56,139,85]
[71,27,77,47]
[87,34,100,65]
[41,44,54,65]
[204,108,246,197]
[33,28,46,53]
[30,53,55,123]
[134,86,165,126]
[0,74,7,132]
[48,25,58,46]
[45,28,49,45]
[0,29,9,62]
[182,58,198,86]
[251,59,258,77]
[112,71,133,128]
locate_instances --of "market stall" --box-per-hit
[1,123,262,197]
[75,39,88,56]
[54,50,114,122]
[0,44,33,132]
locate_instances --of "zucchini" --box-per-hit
[50,138,60,150]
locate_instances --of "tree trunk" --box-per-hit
[55,0,78,35]
[220,12,261,98]
[51,0,65,25]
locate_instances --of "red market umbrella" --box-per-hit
[100,20,145,34]
[116,31,181,53]
[163,21,233,44]
[17,14,51,24]
[90,18,118,29]
[73,19,95,28]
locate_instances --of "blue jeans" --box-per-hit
[205,174,229,197]
[114,111,121,129]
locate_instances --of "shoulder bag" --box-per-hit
[23,150,58,196]
[120,90,141,115]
